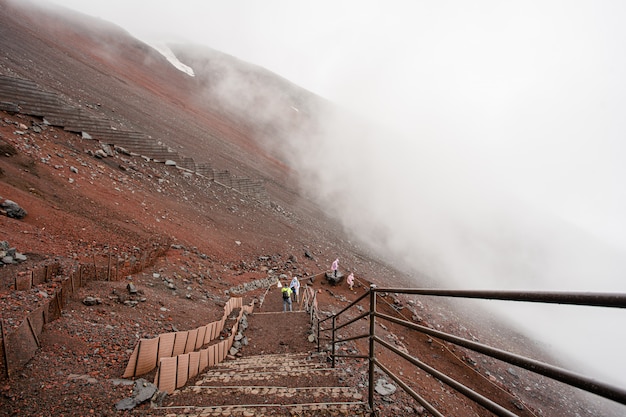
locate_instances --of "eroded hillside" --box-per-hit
[0,1,623,416]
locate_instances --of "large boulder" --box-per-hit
[324,271,344,285]
[1,198,27,219]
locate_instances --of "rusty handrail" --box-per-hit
[322,285,626,416]
[317,289,368,352]
[319,290,369,325]
[375,310,626,404]
[373,288,626,308]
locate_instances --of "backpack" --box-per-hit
[282,289,290,299]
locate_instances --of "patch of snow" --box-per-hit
[151,42,195,77]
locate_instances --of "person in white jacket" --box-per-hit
[290,276,301,303]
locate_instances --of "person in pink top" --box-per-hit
[331,258,339,277]
[347,272,354,291]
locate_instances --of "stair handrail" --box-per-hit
[320,285,626,416]
[301,284,321,322]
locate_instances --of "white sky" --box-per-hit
[31,0,626,387]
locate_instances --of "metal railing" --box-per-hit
[317,285,626,416]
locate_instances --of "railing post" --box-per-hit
[368,284,377,413]
[316,318,320,352]
[331,316,337,368]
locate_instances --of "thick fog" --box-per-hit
[34,0,626,389]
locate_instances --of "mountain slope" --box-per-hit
[0,1,623,416]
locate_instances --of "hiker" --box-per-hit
[347,272,355,291]
[331,258,339,277]
[290,275,300,303]
[281,284,293,312]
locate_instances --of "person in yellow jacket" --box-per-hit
[281,285,293,312]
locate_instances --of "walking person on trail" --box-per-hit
[347,272,355,291]
[290,276,300,303]
[281,284,293,312]
[331,258,339,277]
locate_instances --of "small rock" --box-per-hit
[94,149,107,158]
[114,397,136,411]
[133,379,158,404]
[127,282,138,294]
[512,399,525,410]
[375,378,397,396]
[82,296,101,306]
[101,143,114,156]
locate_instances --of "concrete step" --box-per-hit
[167,385,364,407]
[152,352,368,416]
[154,401,368,416]
[195,367,347,387]
[208,352,320,369]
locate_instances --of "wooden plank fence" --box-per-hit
[119,297,255,393]
[0,242,168,379]
[150,299,255,393]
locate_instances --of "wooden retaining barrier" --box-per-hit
[121,297,255,393]
[0,242,168,379]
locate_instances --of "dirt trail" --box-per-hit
[243,284,314,356]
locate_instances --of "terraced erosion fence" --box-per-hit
[0,74,270,204]
[319,287,626,417]
[0,243,168,379]
[121,297,255,393]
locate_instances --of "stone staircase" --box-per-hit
[144,282,370,416]
[152,352,368,416]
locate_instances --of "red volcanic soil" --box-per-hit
[0,1,622,416]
